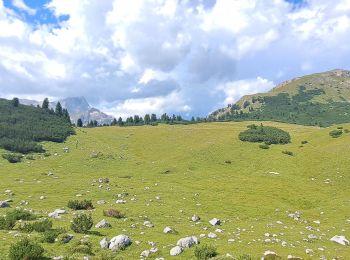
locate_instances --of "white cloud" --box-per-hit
[0,0,350,117]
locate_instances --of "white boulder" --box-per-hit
[176,236,199,248]
[170,246,183,256]
[100,237,109,249]
[95,219,111,228]
[163,226,173,234]
[330,235,349,246]
[109,235,132,251]
[209,218,221,226]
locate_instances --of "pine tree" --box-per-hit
[42,98,49,109]
[118,117,123,126]
[144,114,150,124]
[151,114,157,122]
[77,118,83,127]
[55,102,63,116]
[11,97,19,107]
[111,118,117,126]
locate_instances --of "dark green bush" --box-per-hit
[239,124,291,144]
[70,239,93,254]
[344,129,350,133]
[282,150,294,156]
[9,238,44,260]
[259,144,270,149]
[103,209,125,219]
[236,254,253,260]
[337,126,343,129]
[7,209,37,221]
[194,244,218,260]
[41,228,65,243]
[0,215,16,230]
[329,129,343,138]
[67,199,94,210]
[2,153,22,163]
[70,214,93,233]
[301,140,308,144]
[26,155,35,160]
[19,219,52,233]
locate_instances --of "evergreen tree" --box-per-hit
[62,109,71,123]
[111,118,117,126]
[55,102,63,116]
[151,114,157,122]
[93,120,98,127]
[191,116,195,122]
[118,117,123,126]
[11,97,19,107]
[77,118,83,127]
[42,98,49,109]
[144,114,150,124]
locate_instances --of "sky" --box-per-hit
[0,0,350,118]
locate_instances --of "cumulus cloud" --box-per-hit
[0,0,350,118]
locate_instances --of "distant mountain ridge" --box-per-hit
[20,97,114,125]
[209,69,350,126]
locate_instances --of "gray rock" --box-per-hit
[95,219,111,228]
[143,221,154,228]
[208,232,217,238]
[140,250,150,258]
[0,201,10,208]
[163,226,173,234]
[97,200,106,205]
[287,255,303,260]
[100,237,109,249]
[191,214,200,222]
[48,209,66,218]
[52,256,64,260]
[330,235,349,245]
[109,235,132,251]
[176,236,199,248]
[170,245,183,256]
[209,218,221,226]
[262,250,281,259]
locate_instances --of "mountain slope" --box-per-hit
[210,69,350,126]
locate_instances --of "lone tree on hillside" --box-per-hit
[42,98,49,109]
[55,102,63,116]
[11,97,19,107]
[77,118,83,127]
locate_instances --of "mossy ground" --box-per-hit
[0,122,349,259]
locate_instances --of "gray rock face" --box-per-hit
[109,235,132,251]
[0,201,10,208]
[100,237,109,249]
[209,218,221,226]
[330,235,349,245]
[176,236,199,248]
[95,219,111,228]
[170,245,183,256]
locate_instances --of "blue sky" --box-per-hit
[0,0,349,118]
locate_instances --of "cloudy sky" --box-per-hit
[0,0,350,118]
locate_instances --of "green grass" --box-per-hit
[0,122,349,259]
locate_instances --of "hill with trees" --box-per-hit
[209,69,350,126]
[0,98,74,154]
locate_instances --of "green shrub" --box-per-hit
[301,140,308,144]
[19,219,52,233]
[337,126,343,129]
[103,209,125,219]
[44,152,51,157]
[26,155,35,160]
[7,209,37,221]
[344,129,350,133]
[329,129,343,138]
[9,238,44,260]
[70,239,93,254]
[2,153,22,163]
[239,124,291,144]
[0,215,16,230]
[236,254,253,260]
[194,244,218,260]
[259,144,270,149]
[282,150,294,156]
[70,214,93,233]
[41,228,65,243]
[67,199,94,210]
[56,233,74,244]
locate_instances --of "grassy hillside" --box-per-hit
[0,98,74,154]
[210,69,350,126]
[0,122,349,259]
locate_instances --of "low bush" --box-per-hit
[344,129,350,133]
[259,144,270,149]
[41,228,65,243]
[71,214,93,233]
[67,199,94,210]
[0,216,16,230]
[282,150,294,156]
[301,140,308,144]
[70,239,93,254]
[239,124,291,144]
[236,254,253,260]
[9,238,44,260]
[2,153,22,163]
[7,209,37,221]
[19,219,52,233]
[194,244,218,260]
[26,155,35,160]
[329,129,343,138]
[103,208,125,219]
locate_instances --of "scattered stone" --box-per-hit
[57,234,74,244]
[170,246,183,256]
[191,214,200,222]
[109,235,132,251]
[262,250,281,260]
[48,209,66,218]
[100,237,109,249]
[48,172,54,176]
[200,234,206,238]
[143,221,154,228]
[208,232,217,239]
[287,255,303,260]
[313,220,320,224]
[330,235,349,246]
[97,200,106,205]
[0,201,10,208]
[116,200,126,204]
[95,219,111,228]
[141,250,150,258]
[176,236,199,248]
[305,249,313,254]
[163,226,173,234]
[52,257,64,260]
[39,196,45,200]
[209,218,221,226]
[288,211,301,220]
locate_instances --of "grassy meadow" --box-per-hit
[0,122,349,259]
